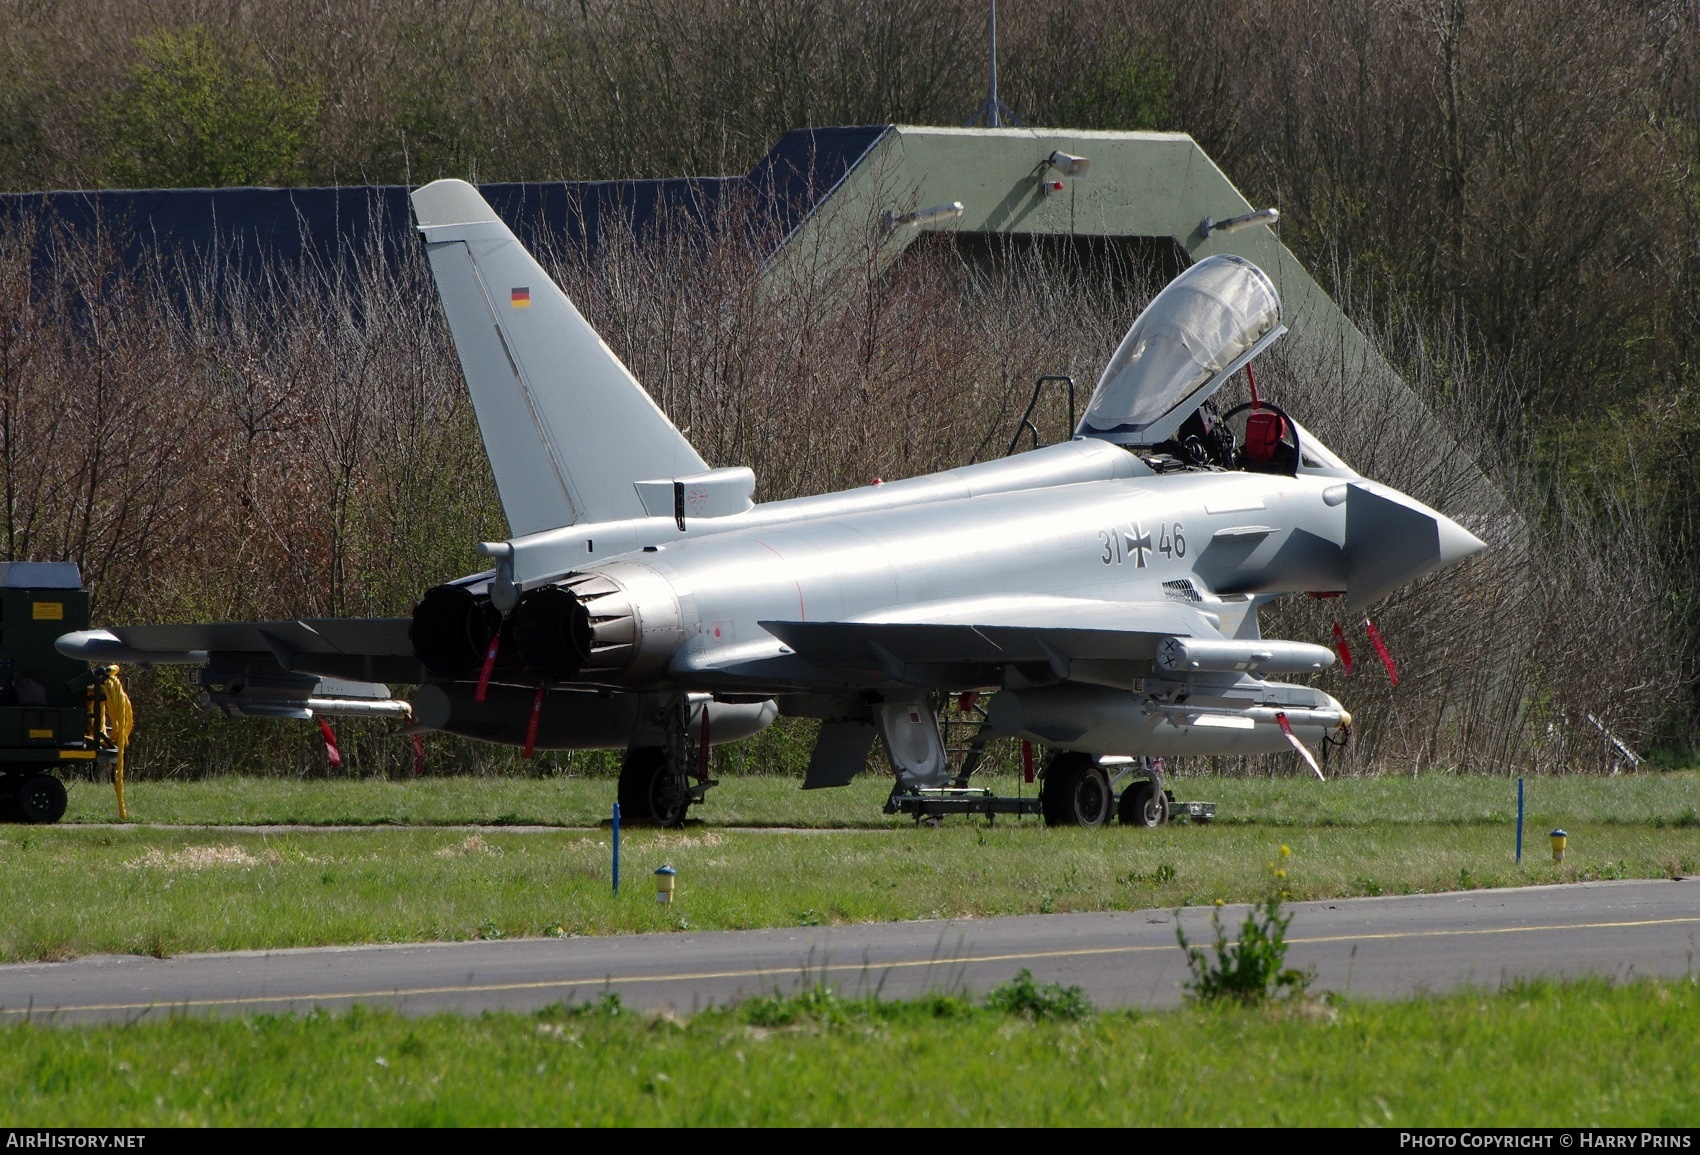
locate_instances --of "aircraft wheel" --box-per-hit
[15,772,67,825]
[1040,753,1112,828]
[617,747,692,828]
[1118,780,1169,828]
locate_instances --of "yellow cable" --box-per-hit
[100,666,134,821]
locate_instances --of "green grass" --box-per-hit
[61,767,1700,829]
[64,770,905,828]
[1196,771,1700,828]
[4,978,1696,1125]
[3,796,1696,961]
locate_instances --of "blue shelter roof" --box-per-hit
[0,125,890,275]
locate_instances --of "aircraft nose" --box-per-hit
[1344,482,1492,608]
[1436,513,1488,569]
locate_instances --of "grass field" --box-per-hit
[3,771,1696,962]
[59,766,1700,830]
[4,977,1696,1126]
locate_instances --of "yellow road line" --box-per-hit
[1287,914,1700,947]
[6,914,1697,1017]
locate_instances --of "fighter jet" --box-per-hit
[60,179,1485,828]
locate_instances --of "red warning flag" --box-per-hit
[1021,740,1036,783]
[318,718,343,770]
[1275,712,1325,781]
[475,633,500,703]
[523,684,546,759]
[411,733,426,777]
[1331,623,1355,676]
[1364,618,1399,685]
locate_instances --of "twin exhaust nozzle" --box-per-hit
[409,571,652,685]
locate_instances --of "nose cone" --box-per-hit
[1345,482,1491,609]
[1436,513,1488,569]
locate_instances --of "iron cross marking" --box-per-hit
[1124,522,1153,567]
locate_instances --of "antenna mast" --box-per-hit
[966,0,1022,127]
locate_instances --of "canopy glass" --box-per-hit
[1076,254,1284,447]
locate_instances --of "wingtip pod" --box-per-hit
[55,629,206,666]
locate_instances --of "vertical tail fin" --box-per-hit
[410,179,707,536]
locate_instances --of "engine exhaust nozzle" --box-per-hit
[511,584,595,680]
[409,584,497,679]
[507,566,672,685]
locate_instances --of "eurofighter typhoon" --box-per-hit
[60,180,1485,827]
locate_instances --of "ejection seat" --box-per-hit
[1225,398,1301,476]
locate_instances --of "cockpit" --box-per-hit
[1071,254,1355,480]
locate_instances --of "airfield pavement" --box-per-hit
[1,878,1695,1023]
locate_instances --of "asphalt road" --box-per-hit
[2,879,1695,1024]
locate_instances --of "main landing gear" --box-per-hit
[1040,752,1113,827]
[616,696,718,828]
[617,747,694,827]
[1039,753,1213,829]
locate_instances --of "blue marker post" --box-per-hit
[1515,777,1524,865]
[612,801,621,894]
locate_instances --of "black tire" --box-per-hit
[1118,780,1169,828]
[1040,753,1112,828]
[617,747,691,828]
[16,772,67,825]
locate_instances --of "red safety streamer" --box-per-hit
[475,633,500,703]
[318,718,343,770]
[523,684,546,759]
[1275,712,1325,781]
[1020,740,1036,783]
[957,690,979,716]
[1364,618,1399,685]
[1331,622,1355,676]
[411,733,426,777]
[1246,361,1262,408]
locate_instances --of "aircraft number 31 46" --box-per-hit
[1099,521,1185,567]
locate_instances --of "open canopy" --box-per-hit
[1076,254,1284,448]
